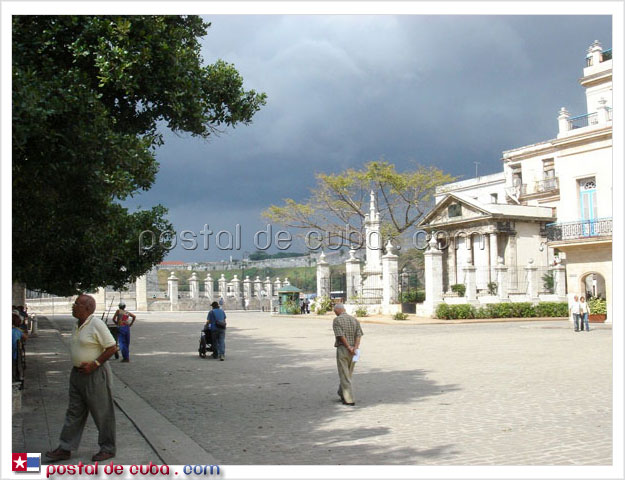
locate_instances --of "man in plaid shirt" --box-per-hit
[332,304,363,406]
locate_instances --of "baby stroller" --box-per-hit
[198,329,214,358]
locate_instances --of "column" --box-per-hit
[424,237,443,316]
[264,277,273,299]
[553,265,567,299]
[232,275,242,301]
[463,265,477,302]
[316,251,330,298]
[495,260,509,301]
[135,274,148,311]
[557,107,571,136]
[218,274,227,299]
[489,232,498,284]
[204,274,214,301]
[525,259,539,302]
[12,281,26,307]
[597,98,611,124]
[254,276,263,298]
[382,241,399,305]
[167,272,179,311]
[274,277,282,293]
[243,276,252,300]
[345,249,361,301]
[283,277,290,286]
[189,273,199,300]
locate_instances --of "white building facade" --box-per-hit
[419,40,613,321]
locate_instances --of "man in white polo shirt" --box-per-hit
[46,294,118,462]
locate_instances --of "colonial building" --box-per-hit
[419,40,613,321]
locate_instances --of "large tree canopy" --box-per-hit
[262,160,455,249]
[13,15,266,295]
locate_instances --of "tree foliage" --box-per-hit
[262,160,455,248]
[13,16,266,295]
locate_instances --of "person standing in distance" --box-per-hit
[46,294,117,462]
[112,302,136,362]
[208,301,227,361]
[332,304,363,406]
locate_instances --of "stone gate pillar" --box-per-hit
[135,275,148,311]
[243,276,252,300]
[424,237,443,316]
[463,265,477,302]
[316,251,330,298]
[218,274,227,300]
[553,265,567,299]
[345,249,361,301]
[495,260,509,301]
[204,274,214,301]
[382,241,399,305]
[167,272,179,311]
[189,273,199,300]
[525,259,539,302]
[254,276,263,298]
[264,277,273,299]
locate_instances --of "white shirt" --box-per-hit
[70,314,116,367]
[571,301,581,315]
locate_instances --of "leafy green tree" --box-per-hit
[262,159,455,248]
[13,16,266,295]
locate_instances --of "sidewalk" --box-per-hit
[12,316,215,466]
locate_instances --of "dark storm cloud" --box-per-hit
[124,15,612,261]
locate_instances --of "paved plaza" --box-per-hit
[17,312,612,466]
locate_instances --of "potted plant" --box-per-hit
[588,297,607,322]
[399,289,425,313]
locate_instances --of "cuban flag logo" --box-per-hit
[12,453,41,473]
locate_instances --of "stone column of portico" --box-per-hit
[495,260,509,301]
[218,274,227,300]
[345,249,361,301]
[463,265,477,303]
[316,251,330,298]
[382,241,399,305]
[167,272,179,311]
[189,273,199,300]
[135,275,148,311]
[558,107,571,136]
[204,274,214,301]
[424,237,443,316]
[525,259,539,302]
[489,232,498,284]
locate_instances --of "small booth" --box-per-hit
[277,285,302,314]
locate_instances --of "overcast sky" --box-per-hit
[124,15,612,262]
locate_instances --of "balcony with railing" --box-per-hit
[520,177,559,197]
[568,112,599,130]
[546,218,612,242]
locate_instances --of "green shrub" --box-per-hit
[588,297,607,315]
[355,306,368,317]
[393,312,409,321]
[487,282,498,295]
[435,303,476,319]
[450,284,466,297]
[400,289,426,303]
[534,302,568,317]
[314,295,333,315]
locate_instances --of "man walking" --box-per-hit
[208,301,227,361]
[46,295,118,462]
[332,304,363,406]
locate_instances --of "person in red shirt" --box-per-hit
[112,303,136,362]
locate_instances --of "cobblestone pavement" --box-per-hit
[50,312,612,465]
